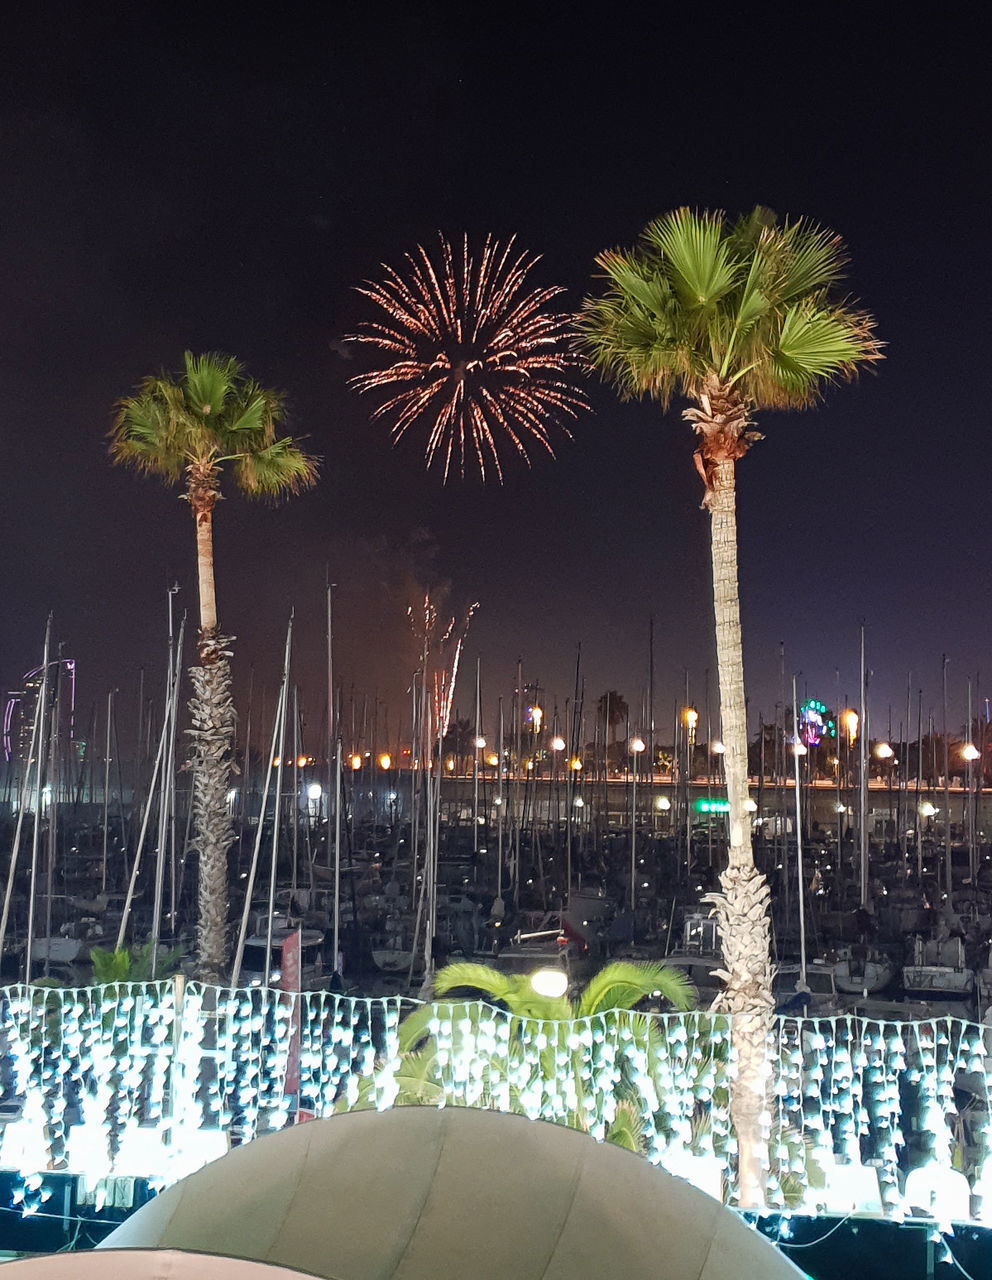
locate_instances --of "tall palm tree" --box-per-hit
[578,208,880,1205]
[110,352,317,981]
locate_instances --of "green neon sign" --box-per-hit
[694,798,730,813]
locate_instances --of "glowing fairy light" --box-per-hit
[348,234,589,482]
[0,977,989,1226]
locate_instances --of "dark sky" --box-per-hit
[1,6,986,751]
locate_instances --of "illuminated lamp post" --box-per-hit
[681,707,698,879]
[875,740,895,845]
[790,678,808,982]
[629,737,645,911]
[708,739,725,866]
[551,734,565,839]
[472,735,486,854]
[839,708,859,878]
[963,737,980,882]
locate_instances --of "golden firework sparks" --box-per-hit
[348,234,589,482]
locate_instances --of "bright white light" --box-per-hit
[962,742,981,761]
[630,736,646,754]
[744,798,757,812]
[226,788,238,804]
[792,740,807,756]
[474,736,486,749]
[919,801,937,818]
[655,796,671,811]
[307,783,322,801]
[551,736,566,752]
[711,740,725,755]
[530,968,568,998]
[574,796,584,808]
[875,741,894,760]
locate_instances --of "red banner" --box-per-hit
[279,930,302,1097]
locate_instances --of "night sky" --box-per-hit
[1,7,985,751]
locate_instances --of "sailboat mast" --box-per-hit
[332,737,342,979]
[151,614,184,977]
[25,619,52,986]
[264,614,294,988]
[792,675,807,985]
[859,625,869,907]
[101,689,113,893]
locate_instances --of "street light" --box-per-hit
[551,736,566,752]
[530,967,568,999]
[962,743,981,761]
[875,741,894,760]
[378,752,392,770]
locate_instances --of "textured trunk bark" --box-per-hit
[705,456,773,1211]
[187,464,235,983]
[188,642,236,983]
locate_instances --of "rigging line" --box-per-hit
[773,1212,853,1249]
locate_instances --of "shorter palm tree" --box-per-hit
[347,961,695,1153]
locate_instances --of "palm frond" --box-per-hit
[596,249,673,320]
[112,352,320,500]
[397,998,485,1053]
[109,389,187,482]
[183,351,242,418]
[771,220,849,304]
[575,961,695,1018]
[769,303,881,393]
[727,205,778,252]
[233,437,318,498]
[432,961,523,1004]
[605,1099,646,1153]
[222,390,276,442]
[642,208,740,312]
[581,206,881,420]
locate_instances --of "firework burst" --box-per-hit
[348,234,589,482]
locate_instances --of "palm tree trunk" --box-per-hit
[704,456,773,1211]
[187,463,235,982]
[188,638,236,982]
[195,506,218,635]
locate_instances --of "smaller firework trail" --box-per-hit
[348,234,589,482]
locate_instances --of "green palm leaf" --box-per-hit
[642,208,740,312]
[111,353,318,499]
[772,220,848,304]
[234,437,318,498]
[605,1099,647,1153]
[432,962,572,1021]
[771,304,873,390]
[579,205,881,412]
[183,351,241,418]
[575,961,695,1018]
